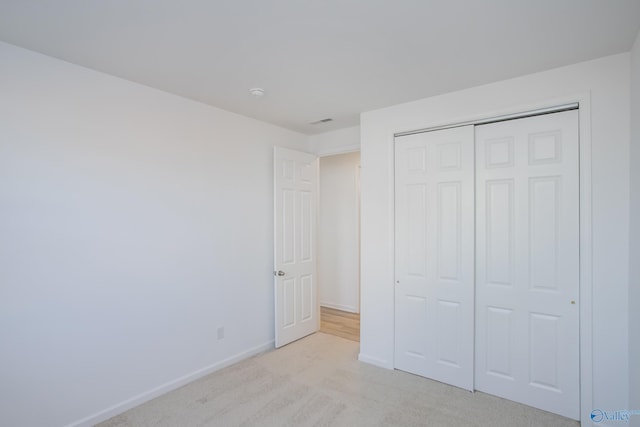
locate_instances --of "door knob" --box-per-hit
[275,270,286,276]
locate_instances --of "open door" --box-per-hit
[274,146,318,348]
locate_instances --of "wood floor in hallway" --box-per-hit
[320,306,360,342]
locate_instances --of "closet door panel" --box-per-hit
[394,126,474,391]
[475,110,580,420]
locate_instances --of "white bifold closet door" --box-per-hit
[394,125,475,391]
[474,110,580,419]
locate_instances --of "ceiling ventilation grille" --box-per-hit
[310,118,333,125]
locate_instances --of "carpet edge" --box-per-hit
[64,340,275,427]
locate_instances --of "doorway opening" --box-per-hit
[320,306,360,342]
[317,151,361,342]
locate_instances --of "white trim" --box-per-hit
[320,302,359,313]
[389,93,593,424]
[388,127,398,370]
[356,162,362,314]
[315,155,322,333]
[577,93,594,426]
[65,340,275,427]
[358,353,393,369]
[315,144,360,157]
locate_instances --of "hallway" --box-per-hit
[320,307,360,342]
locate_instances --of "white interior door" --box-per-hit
[474,110,580,419]
[394,126,475,391]
[274,147,318,348]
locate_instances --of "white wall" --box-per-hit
[318,152,360,313]
[360,53,630,419]
[0,42,308,427]
[308,125,360,156]
[629,30,640,427]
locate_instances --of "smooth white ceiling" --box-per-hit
[1,0,639,134]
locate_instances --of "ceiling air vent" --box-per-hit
[309,118,333,125]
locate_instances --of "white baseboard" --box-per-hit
[320,301,359,313]
[66,340,275,427]
[358,353,393,370]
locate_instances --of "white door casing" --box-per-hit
[274,147,318,348]
[394,126,475,391]
[474,110,580,419]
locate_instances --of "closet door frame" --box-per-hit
[391,93,593,423]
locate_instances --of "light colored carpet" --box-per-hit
[98,332,579,427]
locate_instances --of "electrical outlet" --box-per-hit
[217,327,224,340]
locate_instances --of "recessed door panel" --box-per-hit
[437,182,460,281]
[283,278,295,328]
[282,190,296,265]
[407,184,427,277]
[404,295,429,359]
[436,300,461,367]
[485,137,514,168]
[529,177,560,290]
[437,142,461,170]
[300,191,312,263]
[301,274,313,321]
[485,180,514,286]
[529,313,561,391]
[486,306,514,380]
